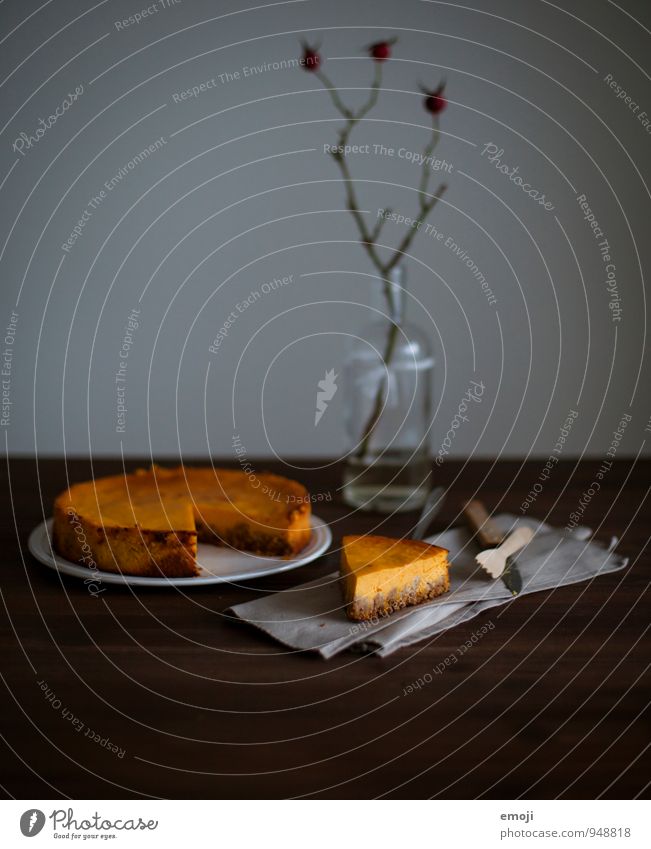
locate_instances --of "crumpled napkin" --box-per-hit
[228,515,628,658]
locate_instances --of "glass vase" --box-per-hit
[342,265,434,513]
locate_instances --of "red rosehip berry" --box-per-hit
[301,43,321,72]
[424,83,447,114]
[368,40,393,61]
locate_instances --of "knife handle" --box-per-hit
[463,500,504,548]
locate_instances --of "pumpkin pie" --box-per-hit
[53,465,312,578]
[340,534,450,621]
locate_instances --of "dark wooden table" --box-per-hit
[1,457,648,799]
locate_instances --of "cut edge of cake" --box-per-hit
[52,480,200,578]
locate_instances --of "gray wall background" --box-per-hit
[1,0,649,460]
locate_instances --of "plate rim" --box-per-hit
[28,516,332,587]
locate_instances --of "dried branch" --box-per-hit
[313,69,354,119]
[310,60,447,459]
[385,183,447,274]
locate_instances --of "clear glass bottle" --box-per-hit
[342,265,434,512]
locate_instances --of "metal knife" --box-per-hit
[463,500,532,596]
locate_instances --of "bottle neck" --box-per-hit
[369,266,406,325]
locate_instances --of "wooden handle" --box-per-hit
[463,500,504,548]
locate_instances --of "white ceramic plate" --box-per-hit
[28,516,332,587]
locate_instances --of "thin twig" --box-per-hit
[314,69,354,119]
[369,208,391,242]
[385,183,447,274]
[334,149,386,270]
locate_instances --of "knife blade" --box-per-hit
[501,554,523,596]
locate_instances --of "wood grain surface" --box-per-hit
[1,457,648,799]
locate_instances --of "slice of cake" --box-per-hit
[340,534,450,621]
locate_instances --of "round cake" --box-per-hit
[52,465,312,578]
